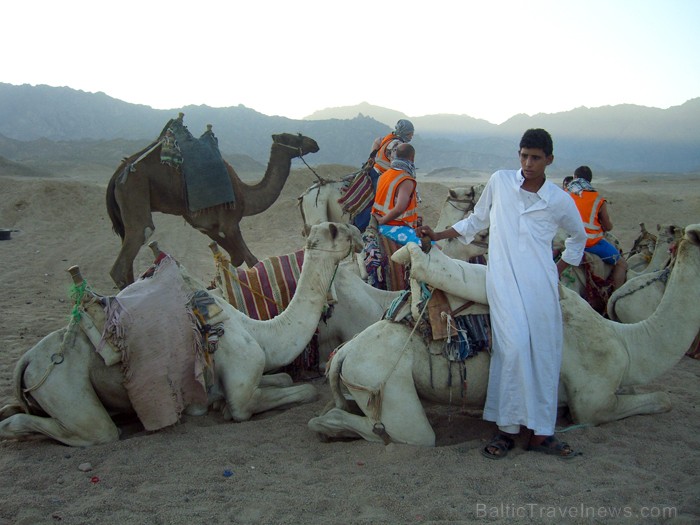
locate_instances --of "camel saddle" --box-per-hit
[160,114,235,213]
[427,289,458,340]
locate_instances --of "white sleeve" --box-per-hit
[451,176,493,245]
[559,196,587,266]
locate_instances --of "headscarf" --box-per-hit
[390,158,416,178]
[394,119,414,142]
[566,178,595,196]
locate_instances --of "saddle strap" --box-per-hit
[451,300,477,317]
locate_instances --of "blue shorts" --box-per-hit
[585,238,621,264]
[379,225,422,246]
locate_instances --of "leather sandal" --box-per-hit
[527,435,581,459]
[480,433,515,460]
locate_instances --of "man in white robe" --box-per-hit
[417,128,587,459]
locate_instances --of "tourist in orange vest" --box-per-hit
[566,165,628,290]
[354,120,415,232]
[371,143,421,245]
[366,119,415,184]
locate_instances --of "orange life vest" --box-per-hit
[371,168,418,227]
[372,133,400,174]
[568,189,605,247]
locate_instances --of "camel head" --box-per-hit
[305,222,363,257]
[658,223,684,246]
[684,223,700,248]
[448,185,482,203]
[271,133,320,158]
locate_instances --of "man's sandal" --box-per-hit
[527,435,581,459]
[480,433,515,460]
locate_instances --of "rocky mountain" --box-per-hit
[0,83,698,175]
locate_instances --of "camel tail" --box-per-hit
[326,344,350,412]
[11,350,34,415]
[106,166,125,239]
[105,139,162,240]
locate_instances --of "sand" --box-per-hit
[0,164,699,524]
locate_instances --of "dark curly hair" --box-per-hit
[519,128,553,156]
[574,165,593,182]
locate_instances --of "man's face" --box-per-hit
[519,147,553,181]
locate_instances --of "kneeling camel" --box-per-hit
[0,222,361,447]
[309,224,700,446]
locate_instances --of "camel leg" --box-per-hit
[0,376,120,447]
[315,329,436,446]
[249,383,318,413]
[308,408,387,442]
[260,373,294,387]
[109,177,156,288]
[571,391,672,426]
[109,220,154,289]
[563,351,673,425]
[0,404,24,418]
[217,225,259,268]
[309,370,435,446]
[2,331,122,446]
[214,336,316,421]
[0,411,119,447]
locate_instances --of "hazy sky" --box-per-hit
[4,0,699,124]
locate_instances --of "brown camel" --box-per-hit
[106,132,319,288]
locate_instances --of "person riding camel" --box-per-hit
[565,165,628,291]
[351,119,416,233]
[363,143,421,290]
[367,119,415,181]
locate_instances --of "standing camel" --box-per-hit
[106,132,319,288]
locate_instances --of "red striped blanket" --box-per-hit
[215,250,319,375]
[222,250,305,319]
[337,171,374,218]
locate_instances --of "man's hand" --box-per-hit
[415,225,436,240]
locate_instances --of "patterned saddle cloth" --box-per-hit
[212,249,321,377]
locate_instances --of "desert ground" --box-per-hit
[0,160,699,524]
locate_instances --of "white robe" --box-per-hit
[452,169,586,435]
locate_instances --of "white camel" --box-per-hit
[559,224,680,301]
[298,177,356,236]
[0,222,362,447]
[625,223,658,274]
[607,267,671,322]
[308,225,700,446]
[299,181,488,262]
[209,247,400,370]
[626,223,682,278]
[432,186,489,261]
[606,224,683,323]
[560,224,681,316]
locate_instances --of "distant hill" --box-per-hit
[0,155,52,177]
[1,83,699,174]
[304,102,408,127]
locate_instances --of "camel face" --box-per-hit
[271,133,319,156]
[306,222,363,255]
